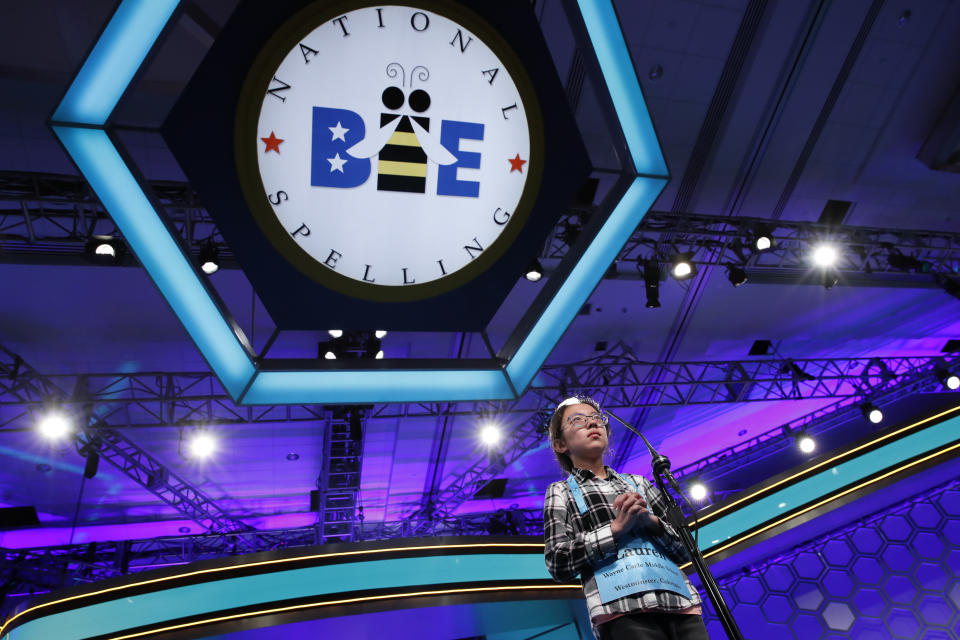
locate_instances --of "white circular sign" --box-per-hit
[237,3,542,301]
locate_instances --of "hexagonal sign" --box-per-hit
[50,0,668,405]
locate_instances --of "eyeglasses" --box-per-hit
[564,412,609,428]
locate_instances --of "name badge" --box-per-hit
[594,536,692,604]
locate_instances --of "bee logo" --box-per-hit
[342,64,457,194]
[310,62,481,197]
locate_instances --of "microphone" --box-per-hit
[605,409,684,497]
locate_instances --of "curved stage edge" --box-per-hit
[0,538,582,640]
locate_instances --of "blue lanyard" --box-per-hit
[566,470,639,515]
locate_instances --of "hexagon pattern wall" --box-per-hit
[700,480,960,639]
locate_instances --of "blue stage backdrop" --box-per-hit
[699,478,960,639]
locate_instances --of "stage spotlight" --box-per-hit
[641,259,661,308]
[84,451,100,479]
[820,268,839,290]
[84,235,121,264]
[364,334,383,359]
[320,339,339,359]
[480,423,502,446]
[199,243,220,275]
[95,242,115,258]
[887,251,930,273]
[811,243,838,268]
[754,233,774,252]
[860,402,883,424]
[37,410,72,441]
[796,432,816,454]
[670,253,697,280]
[188,431,217,459]
[689,482,708,502]
[726,264,748,287]
[525,259,544,282]
[328,330,343,338]
[936,367,960,390]
[374,330,388,339]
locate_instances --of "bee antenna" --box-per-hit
[386,62,405,86]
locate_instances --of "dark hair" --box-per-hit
[548,395,610,473]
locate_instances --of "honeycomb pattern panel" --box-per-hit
[698,480,960,639]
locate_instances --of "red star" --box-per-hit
[261,131,283,153]
[508,153,527,173]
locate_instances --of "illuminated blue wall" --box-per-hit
[700,478,960,639]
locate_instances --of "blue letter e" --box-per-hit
[437,120,484,198]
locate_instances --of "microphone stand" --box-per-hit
[606,409,744,640]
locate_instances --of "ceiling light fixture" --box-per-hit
[84,235,122,264]
[525,259,544,282]
[199,242,220,275]
[479,423,502,447]
[796,431,816,454]
[811,243,838,268]
[670,253,697,280]
[641,259,661,308]
[935,366,960,391]
[187,431,217,459]
[860,402,883,424]
[726,264,748,287]
[37,410,72,441]
[689,482,708,502]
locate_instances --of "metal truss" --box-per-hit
[2,343,946,430]
[0,170,233,266]
[543,210,960,287]
[0,345,251,535]
[5,171,960,291]
[403,345,960,527]
[314,410,366,543]
[667,351,960,502]
[0,507,543,602]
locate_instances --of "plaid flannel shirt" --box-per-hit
[543,466,701,629]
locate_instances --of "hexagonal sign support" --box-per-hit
[50,0,668,405]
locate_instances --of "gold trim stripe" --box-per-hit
[678,437,960,569]
[378,160,427,177]
[0,543,543,637]
[695,403,960,525]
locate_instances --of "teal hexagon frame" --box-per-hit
[50,0,668,405]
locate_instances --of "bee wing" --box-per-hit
[409,119,458,166]
[345,117,402,159]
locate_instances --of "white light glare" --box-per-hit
[755,236,772,251]
[525,269,542,282]
[798,434,816,454]
[95,243,116,258]
[689,483,707,502]
[374,330,388,339]
[811,244,838,267]
[324,351,337,360]
[673,262,692,278]
[946,374,960,390]
[38,411,72,440]
[479,424,502,446]
[328,330,343,338]
[188,432,217,459]
[375,350,385,360]
[200,260,219,275]
[868,408,884,424]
